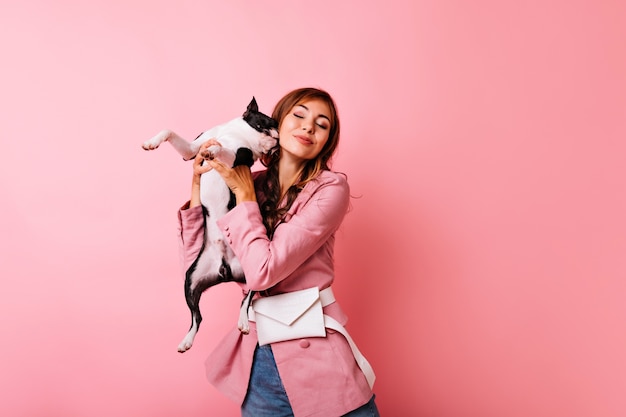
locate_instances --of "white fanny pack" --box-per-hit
[239,286,376,389]
[250,286,329,346]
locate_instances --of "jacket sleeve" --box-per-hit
[177,202,205,275]
[216,173,350,291]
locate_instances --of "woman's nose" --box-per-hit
[302,119,314,132]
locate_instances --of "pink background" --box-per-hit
[1,1,625,416]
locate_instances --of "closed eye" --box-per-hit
[293,105,330,129]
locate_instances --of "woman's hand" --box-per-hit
[207,156,257,204]
[190,140,219,207]
[193,140,220,178]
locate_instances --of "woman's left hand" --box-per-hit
[207,158,257,204]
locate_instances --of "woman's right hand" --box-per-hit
[190,139,221,207]
[193,140,221,178]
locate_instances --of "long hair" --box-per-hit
[260,87,341,237]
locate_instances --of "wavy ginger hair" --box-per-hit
[259,87,341,236]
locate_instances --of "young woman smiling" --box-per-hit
[178,87,379,417]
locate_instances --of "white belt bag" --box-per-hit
[250,287,330,346]
[245,286,376,388]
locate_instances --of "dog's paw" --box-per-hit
[142,129,171,151]
[238,319,250,335]
[177,333,195,353]
[177,340,193,353]
[237,291,252,335]
[200,144,222,160]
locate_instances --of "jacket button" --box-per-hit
[299,339,310,348]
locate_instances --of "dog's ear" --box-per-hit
[243,97,259,117]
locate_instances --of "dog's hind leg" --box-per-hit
[178,273,215,353]
[179,279,201,353]
[177,241,224,352]
[237,290,255,334]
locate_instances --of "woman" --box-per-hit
[178,87,379,416]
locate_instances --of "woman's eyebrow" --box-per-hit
[297,104,330,121]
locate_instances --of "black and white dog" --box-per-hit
[142,98,278,352]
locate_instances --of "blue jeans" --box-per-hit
[241,344,380,417]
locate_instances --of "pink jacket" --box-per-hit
[177,170,373,417]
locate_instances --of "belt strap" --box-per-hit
[323,314,376,389]
[241,287,376,389]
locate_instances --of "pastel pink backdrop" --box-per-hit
[1,1,625,416]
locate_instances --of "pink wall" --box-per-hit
[1,1,625,416]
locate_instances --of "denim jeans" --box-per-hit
[241,344,380,417]
[241,344,293,417]
[342,395,380,417]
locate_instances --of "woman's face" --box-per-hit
[278,99,332,163]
